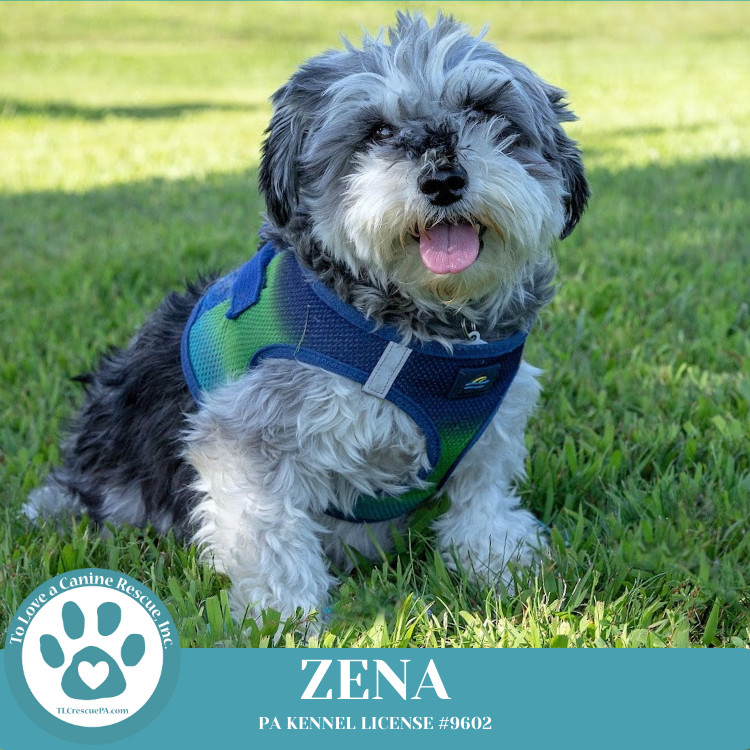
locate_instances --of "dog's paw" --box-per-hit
[228,581,330,638]
[441,507,548,594]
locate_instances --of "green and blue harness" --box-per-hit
[181,242,527,523]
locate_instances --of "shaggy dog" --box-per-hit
[26,13,588,626]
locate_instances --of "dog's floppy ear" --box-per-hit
[502,68,590,240]
[554,126,589,239]
[259,81,307,227]
[259,54,345,227]
[545,89,590,239]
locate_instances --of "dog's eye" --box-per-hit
[462,92,497,121]
[369,123,395,143]
[503,121,535,149]
[468,104,495,121]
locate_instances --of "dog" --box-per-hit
[26,12,588,626]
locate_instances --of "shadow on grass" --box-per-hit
[1,98,260,121]
[0,168,264,286]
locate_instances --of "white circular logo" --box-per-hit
[5,569,180,742]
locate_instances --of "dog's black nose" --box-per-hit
[418,165,467,206]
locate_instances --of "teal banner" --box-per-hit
[1,648,748,749]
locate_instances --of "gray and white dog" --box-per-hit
[26,13,588,625]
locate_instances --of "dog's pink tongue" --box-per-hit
[419,223,480,274]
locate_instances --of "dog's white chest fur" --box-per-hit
[186,359,429,521]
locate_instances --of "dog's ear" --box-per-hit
[259,81,307,227]
[499,67,590,240]
[544,89,590,239]
[259,55,345,227]
[553,126,589,240]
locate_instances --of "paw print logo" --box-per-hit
[40,601,146,700]
[7,570,179,739]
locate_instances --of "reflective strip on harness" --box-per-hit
[362,342,412,399]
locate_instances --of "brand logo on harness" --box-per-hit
[465,375,490,390]
[447,364,503,399]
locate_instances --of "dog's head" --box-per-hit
[260,12,588,315]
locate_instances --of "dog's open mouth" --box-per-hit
[416,222,484,275]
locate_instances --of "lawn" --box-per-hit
[1,1,748,647]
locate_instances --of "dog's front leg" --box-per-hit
[189,448,335,624]
[183,376,336,626]
[432,361,547,592]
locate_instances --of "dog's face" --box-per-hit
[260,13,588,311]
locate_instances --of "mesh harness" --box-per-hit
[181,242,527,522]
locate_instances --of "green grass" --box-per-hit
[1,1,748,648]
